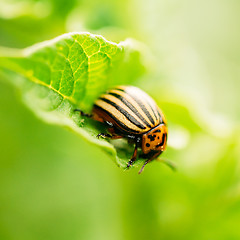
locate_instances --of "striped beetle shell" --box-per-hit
[92,86,168,158]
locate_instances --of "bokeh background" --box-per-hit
[1,0,240,239]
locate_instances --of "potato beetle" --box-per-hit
[75,86,170,174]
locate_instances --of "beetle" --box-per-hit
[75,85,169,174]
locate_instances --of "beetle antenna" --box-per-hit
[156,158,177,171]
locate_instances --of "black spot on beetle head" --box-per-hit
[148,134,156,141]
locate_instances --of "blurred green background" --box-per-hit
[0,0,240,239]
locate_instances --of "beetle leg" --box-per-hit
[97,133,112,138]
[74,109,93,118]
[96,133,123,139]
[103,127,124,139]
[138,159,152,174]
[127,144,138,168]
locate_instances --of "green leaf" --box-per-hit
[0,32,147,170]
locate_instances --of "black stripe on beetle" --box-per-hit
[128,94,155,125]
[99,97,146,130]
[134,99,154,125]
[93,105,140,133]
[108,92,152,128]
[115,87,156,125]
[144,98,159,121]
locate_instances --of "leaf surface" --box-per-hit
[0,32,147,169]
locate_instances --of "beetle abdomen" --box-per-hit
[93,86,164,134]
